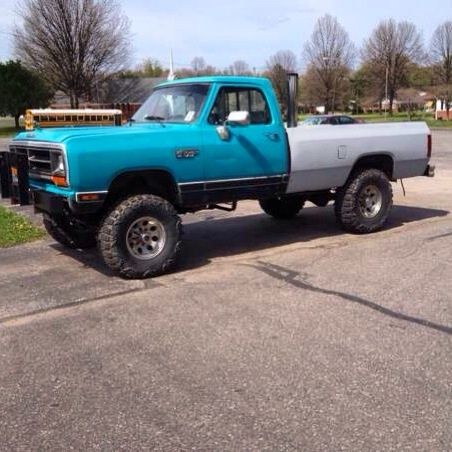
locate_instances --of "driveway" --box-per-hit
[0,131,451,451]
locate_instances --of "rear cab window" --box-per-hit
[208,87,271,125]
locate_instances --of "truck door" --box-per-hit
[201,86,288,199]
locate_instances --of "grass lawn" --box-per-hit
[0,117,21,137]
[0,205,45,247]
[356,112,452,128]
[299,112,452,128]
[0,127,19,137]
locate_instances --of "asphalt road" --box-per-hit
[1,131,451,451]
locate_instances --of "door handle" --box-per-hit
[265,132,279,141]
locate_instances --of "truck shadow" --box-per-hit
[177,204,448,271]
[51,204,449,277]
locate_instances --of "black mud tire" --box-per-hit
[98,194,182,279]
[259,197,305,219]
[43,214,97,249]
[335,168,393,234]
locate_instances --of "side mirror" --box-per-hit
[216,111,251,141]
[216,125,230,141]
[227,111,250,125]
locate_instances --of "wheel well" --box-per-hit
[351,154,394,180]
[105,170,179,207]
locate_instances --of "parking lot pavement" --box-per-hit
[0,131,451,450]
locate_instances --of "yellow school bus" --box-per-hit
[24,109,123,131]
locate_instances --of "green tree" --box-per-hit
[408,64,434,89]
[138,58,164,77]
[0,60,53,128]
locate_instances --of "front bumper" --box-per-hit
[32,189,66,214]
[31,189,104,216]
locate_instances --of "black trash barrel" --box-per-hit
[0,150,11,199]
[9,149,30,205]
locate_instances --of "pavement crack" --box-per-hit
[425,230,452,241]
[0,288,143,326]
[247,261,452,336]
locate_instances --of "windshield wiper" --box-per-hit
[143,115,165,121]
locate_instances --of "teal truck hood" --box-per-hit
[13,123,166,143]
[13,123,202,194]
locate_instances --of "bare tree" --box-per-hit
[230,60,251,75]
[265,50,298,114]
[191,57,206,74]
[431,21,452,117]
[362,19,423,114]
[303,14,355,113]
[266,50,298,73]
[14,0,130,108]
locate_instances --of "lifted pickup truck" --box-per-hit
[10,75,434,278]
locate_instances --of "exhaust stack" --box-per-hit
[286,72,299,128]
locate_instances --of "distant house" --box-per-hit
[435,98,452,120]
[361,89,434,114]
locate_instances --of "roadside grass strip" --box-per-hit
[0,205,45,247]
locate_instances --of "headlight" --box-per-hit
[51,153,64,174]
[51,152,66,176]
[50,151,68,186]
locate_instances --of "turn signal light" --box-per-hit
[51,175,68,187]
[78,193,100,201]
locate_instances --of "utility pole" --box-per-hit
[385,64,389,119]
[322,55,338,114]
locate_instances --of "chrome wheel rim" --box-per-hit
[126,216,166,260]
[359,184,383,218]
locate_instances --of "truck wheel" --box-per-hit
[335,168,393,233]
[43,214,97,249]
[98,194,181,278]
[259,197,305,219]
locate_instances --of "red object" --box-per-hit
[427,134,432,158]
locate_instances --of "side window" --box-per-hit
[208,87,271,125]
[329,117,339,125]
[339,116,354,125]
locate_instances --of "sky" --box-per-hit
[0,0,451,71]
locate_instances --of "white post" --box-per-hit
[168,49,175,81]
[385,65,389,119]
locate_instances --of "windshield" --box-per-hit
[302,116,326,125]
[132,83,210,123]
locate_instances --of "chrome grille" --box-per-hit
[9,144,63,182]
[28,147,52,176]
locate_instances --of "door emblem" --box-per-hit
[175,149,199,159]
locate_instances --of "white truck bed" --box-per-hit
[286,122,430,193]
